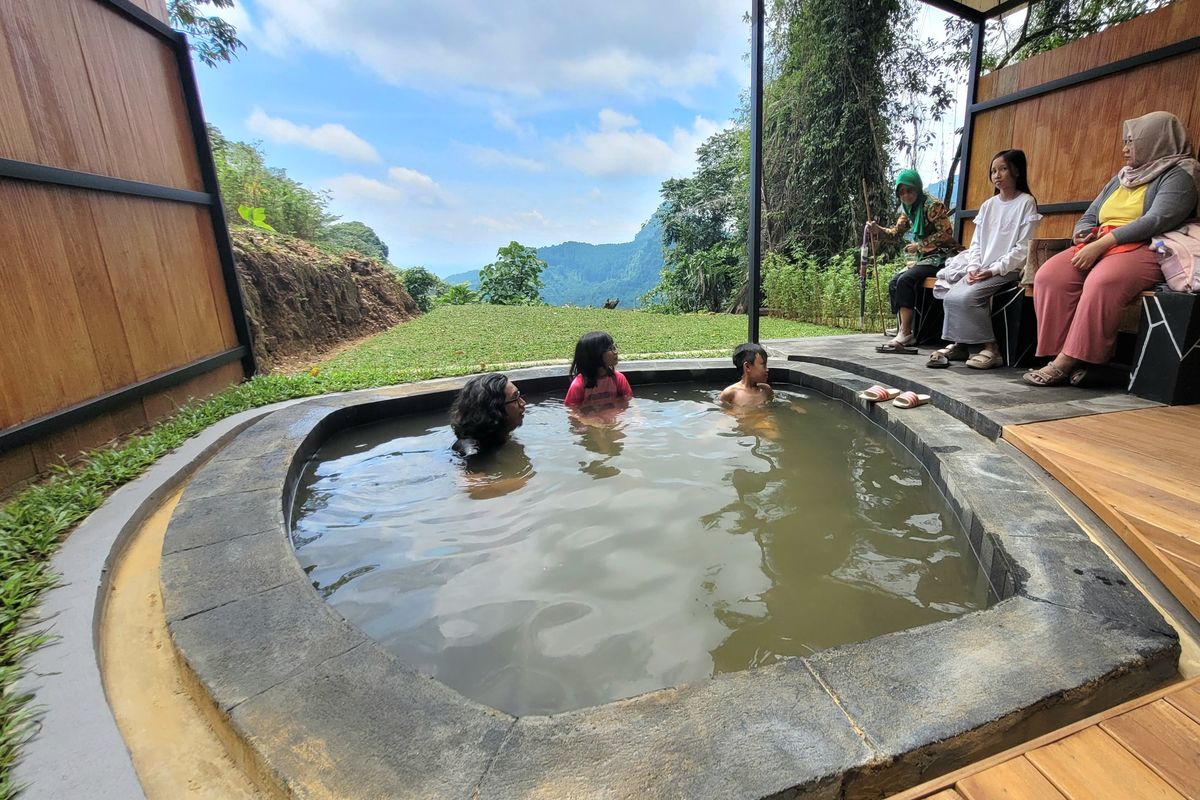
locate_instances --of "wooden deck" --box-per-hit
[1004,405,1200,621]
[888,405,1200,799]
[888,677,1200,799]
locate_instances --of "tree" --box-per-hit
[398,267,448,312]
[169,0,244,67]
[762,0,901,261]
[478,242,547,305]
[644,128,750,313]
[320,221,389,261]
[208,125,337,240]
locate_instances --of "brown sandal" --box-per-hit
[1022,362,1069,386]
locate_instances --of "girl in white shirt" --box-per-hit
[928,150,1041,369]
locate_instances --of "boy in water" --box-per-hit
[720,342,774,406]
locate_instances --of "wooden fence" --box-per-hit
[0,0,253,491]
[958,0,1200,241]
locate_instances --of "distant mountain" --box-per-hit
[445,212,665,308]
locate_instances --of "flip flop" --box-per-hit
[892,391,931,409]
[858,385,902,402]
[875,342,918,354]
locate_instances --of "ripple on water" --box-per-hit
[290,385,988,715]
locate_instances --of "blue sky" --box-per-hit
[195,1,751,276]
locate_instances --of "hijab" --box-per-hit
[1119,112,1200,207]
[895,169,929,238]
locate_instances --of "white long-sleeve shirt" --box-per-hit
[946,192,1041,277]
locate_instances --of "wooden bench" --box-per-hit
[916,239,1199,404]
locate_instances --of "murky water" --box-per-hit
[291,384,989,716]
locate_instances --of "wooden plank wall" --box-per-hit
[967,0,1200,239]
[0,0,243,490]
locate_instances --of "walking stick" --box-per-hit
[861,179,888,334]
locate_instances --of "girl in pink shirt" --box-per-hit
[564,331,633,409]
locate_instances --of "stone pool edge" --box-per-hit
[159,361,1180,800]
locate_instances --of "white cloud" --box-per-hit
[462,145,547,173]
[326,166,447,207]
[472,210,559,233]
[491,108,535,138]
[248,0,745,99]
[559,111,724,178]
[246,108,380,163]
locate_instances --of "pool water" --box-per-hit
[291,384,989,715]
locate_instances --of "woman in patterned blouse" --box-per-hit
[866,169,961,351]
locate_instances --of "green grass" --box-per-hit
[0,304,845,797]
[319,305,844,375]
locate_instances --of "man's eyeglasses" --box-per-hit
[505,391,525,405]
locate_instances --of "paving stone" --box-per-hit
[183,451,289,501]
[478,657,871,800]
[808,596,1178,794]
[230,643,513,800]
[168,579,368,711]
[164,488,283,554]
[161,528,304,621]
[998,534,1177,636]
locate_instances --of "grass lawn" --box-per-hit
[0,305,846,797]
[319,304,844,376]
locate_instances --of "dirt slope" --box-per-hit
[231,228,418,372]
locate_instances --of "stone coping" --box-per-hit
[160,361,1179,799]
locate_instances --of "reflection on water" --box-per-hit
[291,384,989,715]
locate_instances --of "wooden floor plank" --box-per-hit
[1168,684,1200,727]
[1100,701,1200,799]
[885,680,1200,800]
[1025,727,1186,800]
[956,756,1067,799]
[1004,406,1200,621]
[923,791,965,800]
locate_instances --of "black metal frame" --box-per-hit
[747,0,765,343]
[0,0,257,454]
[952,20,986,240]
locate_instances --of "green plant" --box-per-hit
[434,282,479,306]
[398,267,448,312]
[237,205,276,232]
[762,247,903,329]
[478,242,546,306]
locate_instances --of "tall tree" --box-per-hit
[644,128,750,313]
[169,0,244,66]
[479,242,547,305]
[762,0,903,260]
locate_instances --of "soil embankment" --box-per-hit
[232,228,418,372]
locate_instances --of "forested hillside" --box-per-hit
[445,213,664,308]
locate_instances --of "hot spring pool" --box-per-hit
[291,383,989,715]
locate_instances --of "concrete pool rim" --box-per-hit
[159,359,1180,799]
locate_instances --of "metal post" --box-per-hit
[747,0,765,343]
[954,18,985,241]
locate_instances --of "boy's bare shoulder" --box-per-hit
[721,382,773,405]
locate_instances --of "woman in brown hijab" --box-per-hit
[1025,111,1200,385]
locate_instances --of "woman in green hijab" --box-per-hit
[867,169,961,350]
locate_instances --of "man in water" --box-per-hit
[720,343,774,406]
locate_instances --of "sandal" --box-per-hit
[966,349,1004,370]
[875,342,918,354]
[892,391,931,409]
[858,385,902,402]
[927,344,967,369]
[1022,362,1069,386]
[1069,367,1088,386]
